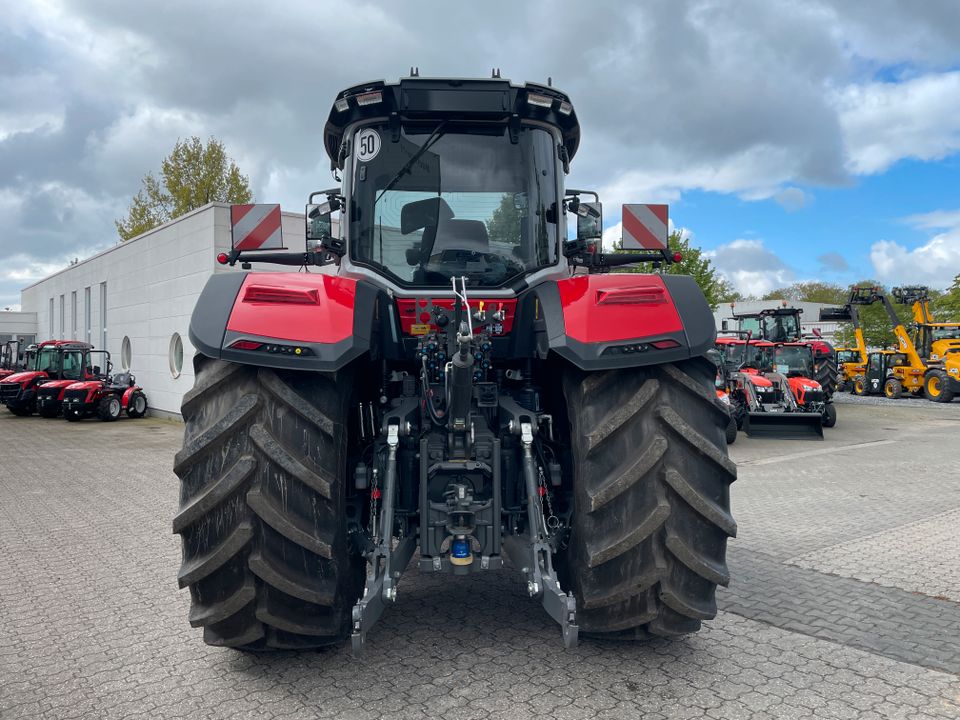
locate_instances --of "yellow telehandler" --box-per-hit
[819,287,874,392]
[892,286,960,401]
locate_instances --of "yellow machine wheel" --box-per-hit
[853,376,867,396]
[883,378,902,399]
[925,370,954,403]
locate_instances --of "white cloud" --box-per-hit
[869,233,960,289]
[835,72,960,174]
[705,239,796,297]
[3,0,960,305]
[601,222,623,252]
[774,187,810,212]
[903,208,960,231]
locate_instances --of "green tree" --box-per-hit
[831,281,914,349]
[761,281,847,305]
[932,274,960,321]
[485,194,522,246]
[612,231,737,309]
[116,136,253,241]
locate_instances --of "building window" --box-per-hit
[84,287,91,344]
[59,295,65,339]
[49,298,54,337]
[71,291,77,339]
[169,333,184,378]
[100,282,107,350]
[121,336,132,371]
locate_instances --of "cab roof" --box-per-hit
[322,77,581,171]
[37,340,94,350]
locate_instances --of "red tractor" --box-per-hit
[731,306,838,395]
[765,342,837,430]
[0,340,93,416]
[715,335,824,438]
[59,354,148,421]
[173,76,735,653]
[35,348,112,417]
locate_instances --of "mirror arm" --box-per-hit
[224,249,335,267]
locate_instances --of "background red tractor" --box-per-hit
[61,361,148,421]
[36,348,112,417]
[0,340,93,416]
[731,306,838,395]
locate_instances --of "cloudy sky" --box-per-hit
[3,0,960,308]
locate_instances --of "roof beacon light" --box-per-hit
[526,92,554,109]
[334,97,350,113]
[355,91,383,107]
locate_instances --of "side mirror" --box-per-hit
[576,202,602,242]
[306,202,335,245]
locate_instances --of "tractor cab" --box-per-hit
[733,307,802,343]
[0,340,24,378]
[835,347,862,365]
[855,351,908,397]
[768,343,815,378]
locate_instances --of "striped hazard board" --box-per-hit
[621,204,668,250]
[231,204,284,251]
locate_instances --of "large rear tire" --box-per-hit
[173,356,364,649]
[558,357,737,639]
[814,353,838,398]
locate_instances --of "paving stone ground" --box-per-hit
[787,509,960,602]
[1,399,959,720]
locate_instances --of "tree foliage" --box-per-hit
[761,281,847,305]
[485,194,522,246]
[932,274,960,321]
[612,231,737,309]
[830,281,914,349]
[116,136,252,241]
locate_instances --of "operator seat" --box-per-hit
[431,218,490,255]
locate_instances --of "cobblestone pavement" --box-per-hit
[2,402,960,720]
[788,509,960,602]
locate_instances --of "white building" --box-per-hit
[0,311,39,347]
[714,299,841,343]
[13,203,315,418]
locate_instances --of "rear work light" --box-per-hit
[526,92,554,109]
[334,97,350,112]
[595,286,667,305]
[558,101,573,116]
[244,285,321,305]
[355,91,383,106]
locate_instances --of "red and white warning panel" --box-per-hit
[621,204,668,250]
[231,204,284,251]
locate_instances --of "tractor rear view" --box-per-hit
[173,76,736,652]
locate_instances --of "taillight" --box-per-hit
[229,340,263,351]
